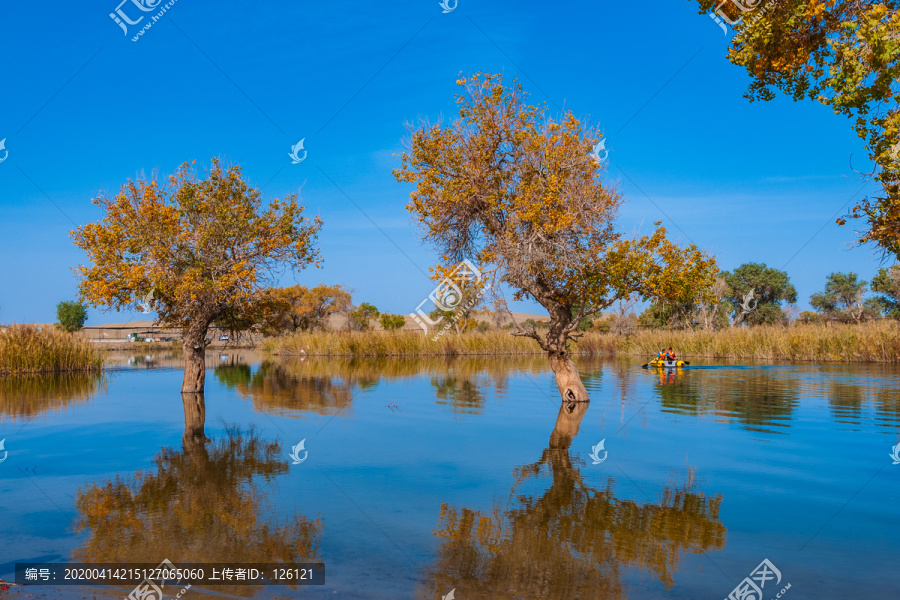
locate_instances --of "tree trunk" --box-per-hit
[549,399,589,449]
[181,392,207,452]
[548,348,590,403]
[182,322,211,393]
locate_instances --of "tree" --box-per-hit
[721,263,797,326]
[810,272,879,323]
[258,284,351,334]
[56,301,88,332]
[689,0,900,257]
[72,159,321,393]
[379,313,406,331]
[870,265,900,318]
[347,302,379,331]
[395,74,718,402]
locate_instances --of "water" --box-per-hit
[1,353,898,599]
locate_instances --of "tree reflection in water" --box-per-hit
[0,371,104,420]
[419,401,726,600]
[72,394,321,597]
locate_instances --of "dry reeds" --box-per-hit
[0,325,104,374]
[268,321,900,363]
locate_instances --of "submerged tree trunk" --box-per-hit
[181,392,207,452]
[182,319,212,393]
[546,311,590,402]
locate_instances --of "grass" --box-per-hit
[0,325,104,374]
[268,321,900,363]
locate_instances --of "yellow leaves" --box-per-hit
[72,159,321,330]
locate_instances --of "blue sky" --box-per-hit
[0,0,886,324]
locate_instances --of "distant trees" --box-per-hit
[870,267,900,318]
[721,263,797,326]
[809,272,880,323]
[56,301,88,332]
[258,284,351,334]
[347,303,380,331]
[379,314,406,331]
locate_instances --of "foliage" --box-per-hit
[347,302,379,332]
[689,0,900,256]
[258,284,351,334]
[394,73,719,354]
[72,158,321,340]
[810,272,880,323]
[721,263,797,325]
[56,300,88,332]
[0,325,103,374]
[379,313,407,331]
[870,265,900,317]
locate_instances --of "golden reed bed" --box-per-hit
[0,325,104,374]
[269,321,900,363]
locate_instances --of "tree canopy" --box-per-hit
[721,263,797,325]
[56,300,88,332]
[690,0,900,256]
[810,271,879,322]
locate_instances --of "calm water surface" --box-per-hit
[0,353,898,599]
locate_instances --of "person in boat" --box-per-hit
[665,347,676,361]
[657,349,666,361]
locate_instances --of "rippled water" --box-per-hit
[0,353,898,599]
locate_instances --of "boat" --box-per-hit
[644,358,688,369]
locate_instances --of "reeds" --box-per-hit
[269,321,900,363]
[0,325,104,374]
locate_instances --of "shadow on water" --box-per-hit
[70,393,322,598]
[416,400,727,600]
[0,372,105,421]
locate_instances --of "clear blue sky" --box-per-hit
[0,0,885,324]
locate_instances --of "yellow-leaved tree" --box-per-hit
[395,74,718,402]
[72,158,321,393]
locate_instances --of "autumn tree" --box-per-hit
[56,300,88,332]
[72,159,321,393]
[721,263,797,325]
[258,284,351,334]
[690,0,900,255]
[395,74,718,402]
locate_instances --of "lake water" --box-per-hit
[0,353,898,599]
